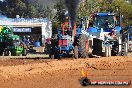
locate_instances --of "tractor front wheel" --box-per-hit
[49,54,55,59]
[0,49,4,56]
[111,41,119,56]
[4,49,9,56]
[49,48,59,59]
[49,53,59,59]
[22,49,27,56]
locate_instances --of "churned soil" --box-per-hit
[0,56,131,88]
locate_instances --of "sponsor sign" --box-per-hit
[13,28,31,32]
[90,80,131,85]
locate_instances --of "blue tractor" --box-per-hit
[49,12,128,59]
[49,17,90,59]
[88,12,128,56]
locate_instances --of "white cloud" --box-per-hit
[0,0,4,2]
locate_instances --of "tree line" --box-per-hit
[0,0,54,18]
[0,0,132,26]
[78,0,132,26]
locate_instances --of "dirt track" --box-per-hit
[0,56,132,88]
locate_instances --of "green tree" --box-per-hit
[1,0,27,18]
[78,0,101,18]
[54,0,66,25]
[110,0,132,25]
[27,0,53,18]
[78,0,132,26]
[97,0,132,25]
[0,0,53,18]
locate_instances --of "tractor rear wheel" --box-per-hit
[74,46,78,59]
[78,34,88,58]
[120,34,128,56]
[111,41,119,56]
[121,42,128,56]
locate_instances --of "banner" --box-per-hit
[13,28,31,32]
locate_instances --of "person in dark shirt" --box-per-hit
[104,29,116,41]
[109,29,115,36]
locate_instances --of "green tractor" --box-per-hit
[0,26,27,56]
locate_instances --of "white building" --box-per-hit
[0,17,52,46]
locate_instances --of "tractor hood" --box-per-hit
[88,26,121,33]
[61,35,72,40]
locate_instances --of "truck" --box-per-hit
[0,26,27,56]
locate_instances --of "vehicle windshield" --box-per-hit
[93,16,115,29]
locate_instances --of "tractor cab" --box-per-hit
[89,13,121,33]
[93,14,115,31]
